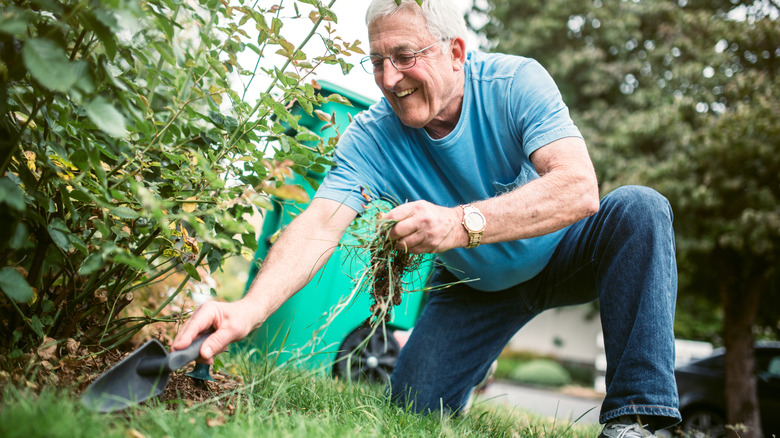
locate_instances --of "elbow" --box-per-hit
[581,182,600,218]
[570,172,599,220]
[583,195,600,218]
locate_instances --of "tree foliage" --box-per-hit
[474,0,778,435]
[0,0,363,361]
[474,0,778,340]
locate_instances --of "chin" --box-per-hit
[393,110,430,129]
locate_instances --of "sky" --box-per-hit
[234,0,476,104]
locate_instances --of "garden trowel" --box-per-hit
[81,334,210,413]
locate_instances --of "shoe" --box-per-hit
[599,416,656,438]
[462,360,498,414]
[474,359,498,393]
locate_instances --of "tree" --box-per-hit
[472,0,779,436]
[0,0,363,362]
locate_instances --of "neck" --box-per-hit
[424,72,465,139]
[424,117,460,139]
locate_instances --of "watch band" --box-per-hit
[467,229,482,249]
[461,204,486,249]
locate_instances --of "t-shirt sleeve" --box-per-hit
[312,119,378,214]
[508,59,582,157]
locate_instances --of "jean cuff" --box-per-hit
[600,405,681,430]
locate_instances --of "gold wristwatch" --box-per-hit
[461,204,486,249]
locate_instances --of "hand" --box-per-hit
[382,200,466,253]
[171,299,260,364]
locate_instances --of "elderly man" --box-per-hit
[173,0,680,436]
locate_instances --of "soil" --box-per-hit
[158,366,242,412]
[0,339,243,414]
[368,249,413,323]
[366,219,424,324]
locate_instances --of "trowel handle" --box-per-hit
[167,333,210,371]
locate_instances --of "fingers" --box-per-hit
[199,329,233,364]
[172,300,257,363]
[384,201,458,253]
[172,303,218,351]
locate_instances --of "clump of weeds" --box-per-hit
[364,215,426,324]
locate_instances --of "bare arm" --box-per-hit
[172,197,358,361]
[385,137,599,252]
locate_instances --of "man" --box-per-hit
[173,0,681,436]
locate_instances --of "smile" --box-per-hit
[395,88,416,98]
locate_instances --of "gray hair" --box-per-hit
[365,0,468,45]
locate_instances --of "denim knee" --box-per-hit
[603,185,673,224]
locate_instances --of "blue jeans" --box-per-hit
[389,186,681,429]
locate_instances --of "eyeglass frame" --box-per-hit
[360,40,445,75]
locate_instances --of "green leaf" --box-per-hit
[207,248,223,273]
[0,10,30,36]
[295,132,320,143]
[78,252,104,275]
[48,218,72,251]
[113,252,146,270]
[82,10,118,60]
[297,96,313,115]
[42,300,55,312]
[85,97,128,138]
[22,38,79,92]
[279,135,291,153]
[0,267,34,303]
[0,177,26,211]
[10,222,30,250]
[319,6,338,24]
[153,10,175,41]
[182,263,201,281]
[208,110,226,127]
[30,315,44,338]
[110,206,139,220]
[69,233,88,255]
[327,93,352,106]
[241,232,258,251]
[69,188,94,204]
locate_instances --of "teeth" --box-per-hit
[395,88,415,97]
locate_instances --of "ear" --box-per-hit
[448,37,467,71]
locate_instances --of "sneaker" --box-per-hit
[462,360,498,414]
[599,416,657,438]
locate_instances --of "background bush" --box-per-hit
[0,0,363,362]
[508,359,573,388]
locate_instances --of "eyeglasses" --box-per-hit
[360,41,444,75]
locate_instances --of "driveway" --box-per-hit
[475,380,603,425]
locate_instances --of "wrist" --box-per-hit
[460,204,486,249]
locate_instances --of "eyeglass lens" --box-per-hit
[361,41,441,74]
[362,50,417,74]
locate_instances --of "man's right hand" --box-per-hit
[171,298,260,364]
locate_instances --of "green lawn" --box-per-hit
[0,355,601,438]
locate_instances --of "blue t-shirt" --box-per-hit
[314,51,583,291]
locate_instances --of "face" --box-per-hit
[368,8,466,137]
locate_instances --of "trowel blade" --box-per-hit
[81,339,170,413]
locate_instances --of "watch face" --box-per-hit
[465,212,485,230]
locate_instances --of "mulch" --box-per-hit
[0,338,243,414]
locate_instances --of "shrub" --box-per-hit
[0,0,363,361]
[509,359,573,388]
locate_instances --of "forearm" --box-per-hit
[476,137,599,244]
[383,137,599,253]
[171,198,356,360]
[241,198,357,328]
[476,166,598,243]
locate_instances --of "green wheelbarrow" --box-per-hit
[233,81,433,383]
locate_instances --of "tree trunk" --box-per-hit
[720,251,764,438]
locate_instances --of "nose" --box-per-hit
[379,58,404,90]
